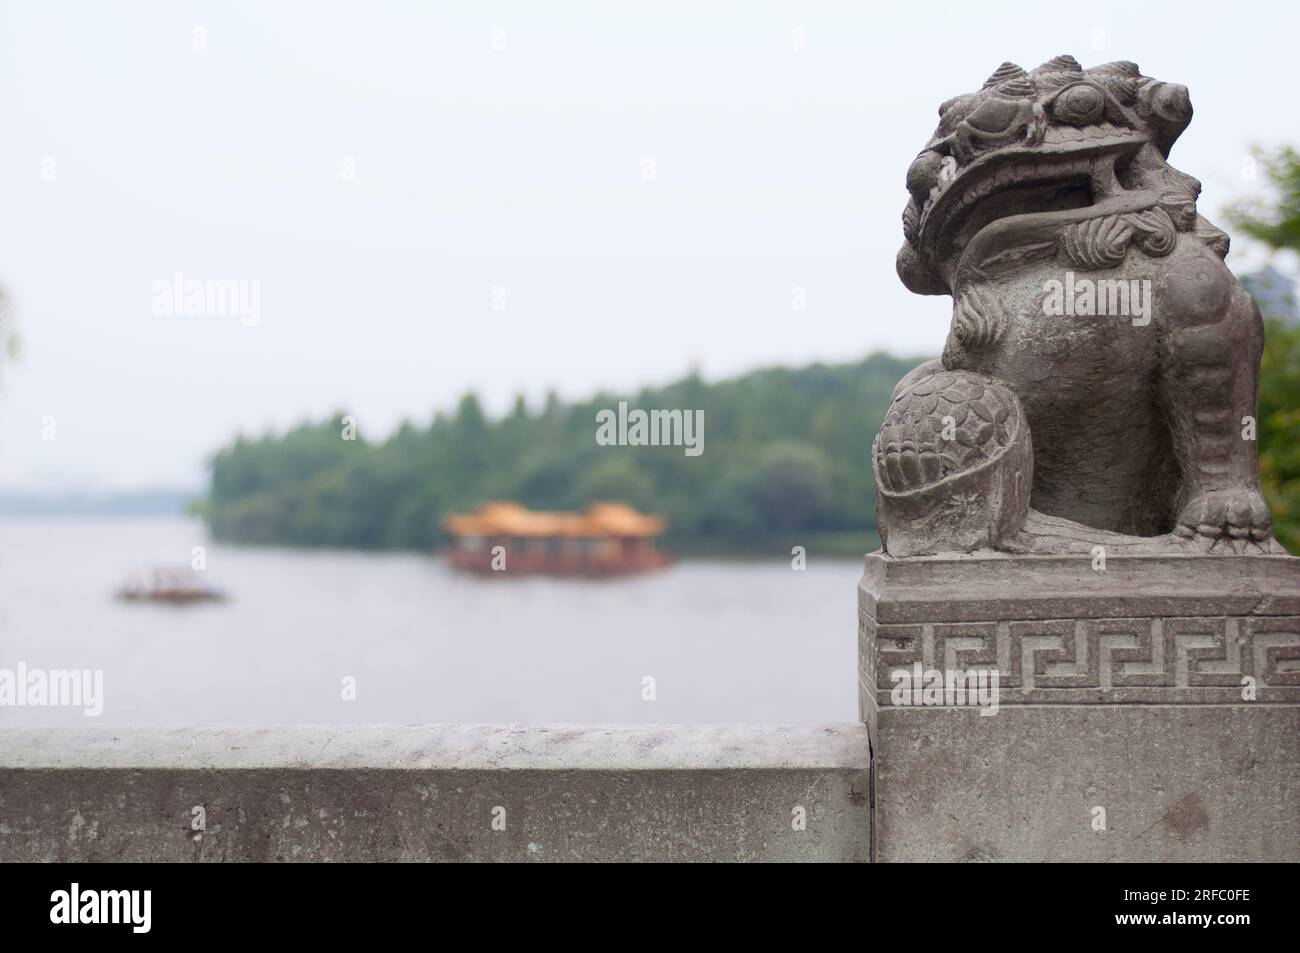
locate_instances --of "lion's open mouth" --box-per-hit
[917,131,1146,266]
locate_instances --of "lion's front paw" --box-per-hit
[1174,490,1282,554]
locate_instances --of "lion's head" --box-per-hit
[897,56,1198,296]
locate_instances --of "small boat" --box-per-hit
[116,567,228,605]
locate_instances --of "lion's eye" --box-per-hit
[964,98,1026,134]
[1051,84,1105,125]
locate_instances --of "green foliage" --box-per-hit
[1227,148,1300,254]
[1229,146,1300,551]
[1260,318,1300,552]
[203,353,920,551]
[751,441,832,532]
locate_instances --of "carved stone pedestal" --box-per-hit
[859,553,1300,862]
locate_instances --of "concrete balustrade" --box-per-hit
[0,724,873,862]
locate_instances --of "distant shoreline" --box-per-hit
[0,491,196,518]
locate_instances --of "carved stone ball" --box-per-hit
[873,369,1033,556]
[875,371,1018,491]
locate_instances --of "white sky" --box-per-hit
[1,0,1296,490]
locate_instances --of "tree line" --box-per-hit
[201,353,916,553]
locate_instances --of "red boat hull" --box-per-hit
[447,549,671,576]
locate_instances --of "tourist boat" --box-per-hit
[442,502,671,576]
[116,567,228,605]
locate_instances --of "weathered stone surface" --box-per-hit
[859,552,1300,623]
[860,553,1300,861]
[875,705,1300,862]
[0,725,872,862]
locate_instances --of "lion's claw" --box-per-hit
[1175,490,1280,553]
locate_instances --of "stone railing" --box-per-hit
[0,724,872,862]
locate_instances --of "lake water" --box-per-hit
[0,517,864,724]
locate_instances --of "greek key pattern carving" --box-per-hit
[869,616,1300,704]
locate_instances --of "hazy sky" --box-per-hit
[1,0,1296,490]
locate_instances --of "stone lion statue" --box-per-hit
[876,55,1281,557]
